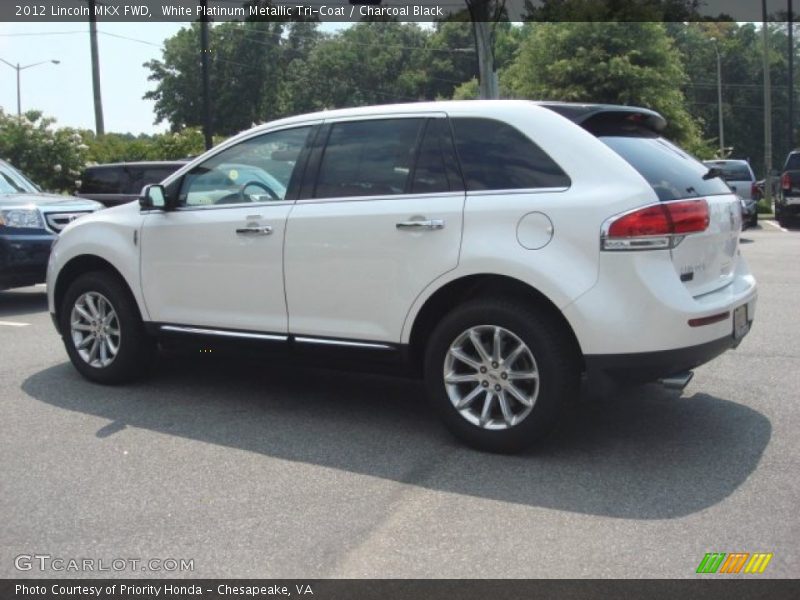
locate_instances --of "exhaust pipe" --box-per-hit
[658,371,694,391]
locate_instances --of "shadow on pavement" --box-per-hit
[23,354,771,520]
[0,288,48,318]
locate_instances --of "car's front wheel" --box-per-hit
[60,271,154,384]
[424,299,579,453]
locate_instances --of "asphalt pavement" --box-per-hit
[1,221,798,578]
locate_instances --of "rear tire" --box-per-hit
[60,271,154,384]
[423,298,580,453]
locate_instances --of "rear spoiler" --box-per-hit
[538,102,667,135]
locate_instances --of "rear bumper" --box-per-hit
[585,335,740,383]
[563,246,757,357]
[777,196,800,216]
[0,231,55,290]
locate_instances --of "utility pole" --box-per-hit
[710,38,725,157]
[763,1,773,204]
[466,1,500,99]
[790,0,795,151]
[200,0,212,150]
[87,0,105,135]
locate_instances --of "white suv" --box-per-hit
[46,100,757,452]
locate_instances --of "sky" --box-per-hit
[0,22,190,134]
[0,20,351,136]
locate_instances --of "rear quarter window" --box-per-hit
[450,117,570,191]
[79,167,124,194]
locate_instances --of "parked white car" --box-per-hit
[46,100,757,452]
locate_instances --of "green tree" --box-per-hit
[522,0,704,21]
[0,110,88,192]
[144,21,298,135]
[503,22,706,150]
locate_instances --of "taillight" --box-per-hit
[751,182,758,197]
[782,172,792,191]
[602,199,710,251]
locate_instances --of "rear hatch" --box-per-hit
[543,104,740,297]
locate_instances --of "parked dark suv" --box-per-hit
[777,150,800,226]
[75,161,187,207]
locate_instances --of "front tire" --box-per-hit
[60,271,154,384]
[424,298,580,453]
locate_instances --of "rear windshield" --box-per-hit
[600,135,731,202]
[703,161,753,182]
[784,153,800,171]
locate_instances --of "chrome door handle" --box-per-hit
[396,219,445,231]
[235,226,273,235]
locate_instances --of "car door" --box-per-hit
[284,115,465,343]
[140,125,313,333]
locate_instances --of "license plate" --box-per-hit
[733,304,749,340]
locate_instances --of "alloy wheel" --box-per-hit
[69,291,121,368]
[443,325,539,430]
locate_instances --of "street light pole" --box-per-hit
[710,38,725,157]
[0,58,61,117]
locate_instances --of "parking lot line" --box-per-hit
[762,219,789,232]
[0,320,30,328]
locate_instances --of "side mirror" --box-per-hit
[139,184,167,211]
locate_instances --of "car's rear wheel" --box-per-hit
[60,271,154,384]
[424,298,579,453]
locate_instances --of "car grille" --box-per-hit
[44,211,93,233]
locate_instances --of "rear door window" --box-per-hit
[314,119,423,199]
[600,135,730,201]
[450,117,570,191]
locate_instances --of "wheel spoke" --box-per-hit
[492,326,502,362]
[88,338,100,363]
[506,383,533,407]
[449,347,481,371]
[74,305,93,323]
[99,339,108,364]
[71,322,92,332]
[77,334,95,349]
[445,372,480,384]
[502,342,525,368]
[469,330,491,363]
[498,390,514,426]
[455,384,484,409]
[84,294,100,318]
[106,336,119,356]
[96,296,107,319]
[479,391,494,426]
[106,327,120,337]
[508,370,538,381]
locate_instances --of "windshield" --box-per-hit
[0,161,39,194]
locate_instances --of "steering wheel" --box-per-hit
[216,180,279,204]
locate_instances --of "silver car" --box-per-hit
[703,159,758,228]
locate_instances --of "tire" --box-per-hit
[423,298,580,453]
[60,271,155,384]
[750,213,759,228]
